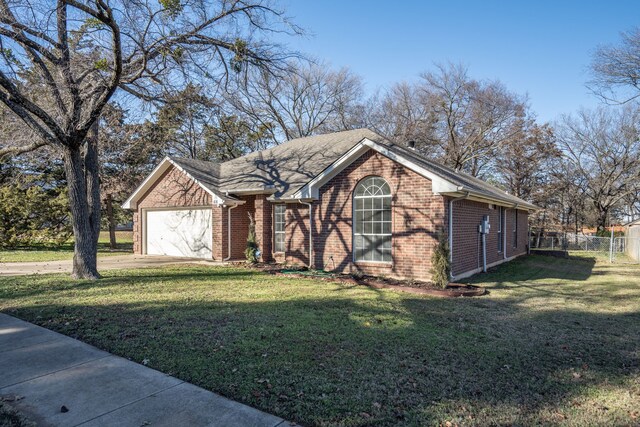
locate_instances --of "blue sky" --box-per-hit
[279,0,639,123]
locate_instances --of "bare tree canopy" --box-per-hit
[370,63,527,177]
[589,27,640,104]
[228,60,365,143]
[557,105,640,232]
[0,0,298,278]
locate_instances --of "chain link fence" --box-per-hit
[530,232,640,263]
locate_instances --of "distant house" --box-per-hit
[625,220,640,261]
[123,129,537,281]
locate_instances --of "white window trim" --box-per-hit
[498,207,504,253]
[352,177,393,263]
[273,204,286,253]
[513,210,518,248]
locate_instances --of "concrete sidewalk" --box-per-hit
[0,254,225,276]
[0,313,288,427]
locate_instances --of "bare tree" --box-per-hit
[0,0,297,278]
[372,63,527,177]
[556,106,640,232]
[228,60,364,143]
[98,103,165,249]
[366,82,435,146]
[420,63,526,176]
[495,116,559,201]
[589,27,640,104]
[155,84,219,160]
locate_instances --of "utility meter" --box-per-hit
[479,215,490,234]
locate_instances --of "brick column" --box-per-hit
[254,195,273,262]
[212,205,225,260]
[133,211,141,254]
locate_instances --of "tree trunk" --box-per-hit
[63,127,101,279]
[595,205,609,234]
[106,193,117,250]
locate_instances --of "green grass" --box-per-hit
[1,254,638,426]
[0,231,133,263]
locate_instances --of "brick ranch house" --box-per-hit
[123,129,537,280]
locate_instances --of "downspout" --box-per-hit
[298,200,313,269]
[224,204,238,261]
[449,191,470,279]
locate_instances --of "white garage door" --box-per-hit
[145,208,212,259]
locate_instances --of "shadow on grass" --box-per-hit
[0,268,258,300]
[464,254,596,286]
[1,270,638,426]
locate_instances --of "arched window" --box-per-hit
[353,176,392,262]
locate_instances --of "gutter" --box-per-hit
[219,185,276,196]
[449,190,470,280]
[298,199,314,268]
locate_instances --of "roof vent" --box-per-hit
[407,140,416,150]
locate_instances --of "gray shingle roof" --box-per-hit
[168,128,537,209]
[376,142,537,209]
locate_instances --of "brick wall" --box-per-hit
[133,165,213,256]
[254,195,274,262]
[506,208,529,259]
[284,149,447,281]
[228,196,254,260]
[450,199,529,277]
[285,203,311,266]
[132,156,529,279]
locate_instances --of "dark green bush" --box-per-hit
[0,184,72,249]
[431,233,451,288]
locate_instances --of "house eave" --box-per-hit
[440,190,539,211]
[292,137,474,200]
[122,157,225,210]
[221,186,277,196]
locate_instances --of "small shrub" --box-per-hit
[431,234,451,288]
[245,213,259,263]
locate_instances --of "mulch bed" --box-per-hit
[241,263,485,297]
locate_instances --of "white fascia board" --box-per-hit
[220,186,277,196]
[361,139,460,193]
[291,137,536,210]
[122,157,172,210]
[440,191,538,211]
[293,137,461,199]
[122,157,224,210]
[293,143,371,199]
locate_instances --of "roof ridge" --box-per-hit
[220,128,381,166]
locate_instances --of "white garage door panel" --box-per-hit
[146,209,212,258]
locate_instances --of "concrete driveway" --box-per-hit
[0,313,288,427]
[0,255,223,276]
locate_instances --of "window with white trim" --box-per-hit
[498,207,504,253]
[353,176,392,262]
[513,210,518,248]
[274,204,286,253]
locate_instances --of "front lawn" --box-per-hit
[0,231,132,263]
[1,254,638,426]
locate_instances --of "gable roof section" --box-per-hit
[374,141,538,209]
[294,136,538,210]
[218,128,385,197]
[122,157,232,209]
[123,128,538,211]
